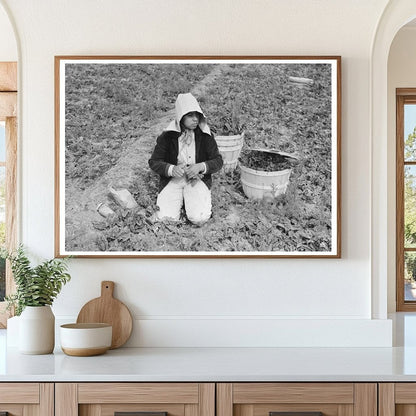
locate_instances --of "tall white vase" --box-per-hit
[19,306,55,354]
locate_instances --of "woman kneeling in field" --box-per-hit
[149,93,223,225]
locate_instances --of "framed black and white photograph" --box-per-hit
[55,56,341,258]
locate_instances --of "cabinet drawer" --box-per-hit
[217,383,376,416]
[78,383,200,403]
[0,383,39,403]
[0,383,53,416]
[56,383,215,416]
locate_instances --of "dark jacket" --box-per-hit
[149,126,223,191]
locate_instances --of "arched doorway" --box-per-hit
[371,0,416,318]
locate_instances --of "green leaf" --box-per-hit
[5,245,71,315]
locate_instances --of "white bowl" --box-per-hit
[60,323,112,356]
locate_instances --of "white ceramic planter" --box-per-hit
[19,306,55,354]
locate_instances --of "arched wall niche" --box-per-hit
[0,0,407,339]
[371,0,416,318]
[386,16,416,313]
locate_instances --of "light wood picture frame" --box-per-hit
[55,56,341,258]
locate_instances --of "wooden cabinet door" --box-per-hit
[0,383,53,415]
[379,383,416,416]
[217,383,377,416]
[55,383,215,416]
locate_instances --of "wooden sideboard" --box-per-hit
[2,381,416,416]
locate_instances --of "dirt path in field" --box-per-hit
[65,65,229,251]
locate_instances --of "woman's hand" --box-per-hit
[185,163,204,179]
[172,165,185,178]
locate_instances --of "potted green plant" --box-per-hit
[4,246,71,354]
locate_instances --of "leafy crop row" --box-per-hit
[65,63,213,188]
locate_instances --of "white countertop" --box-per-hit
[2,345,416,382]
[2,313,416,382]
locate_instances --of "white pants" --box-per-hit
[156,178,212,224]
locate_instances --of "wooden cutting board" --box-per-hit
[76,281,133,349]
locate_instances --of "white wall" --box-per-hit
[387,26,416,312]
[0,0,393,347]
[0,3,16,61]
